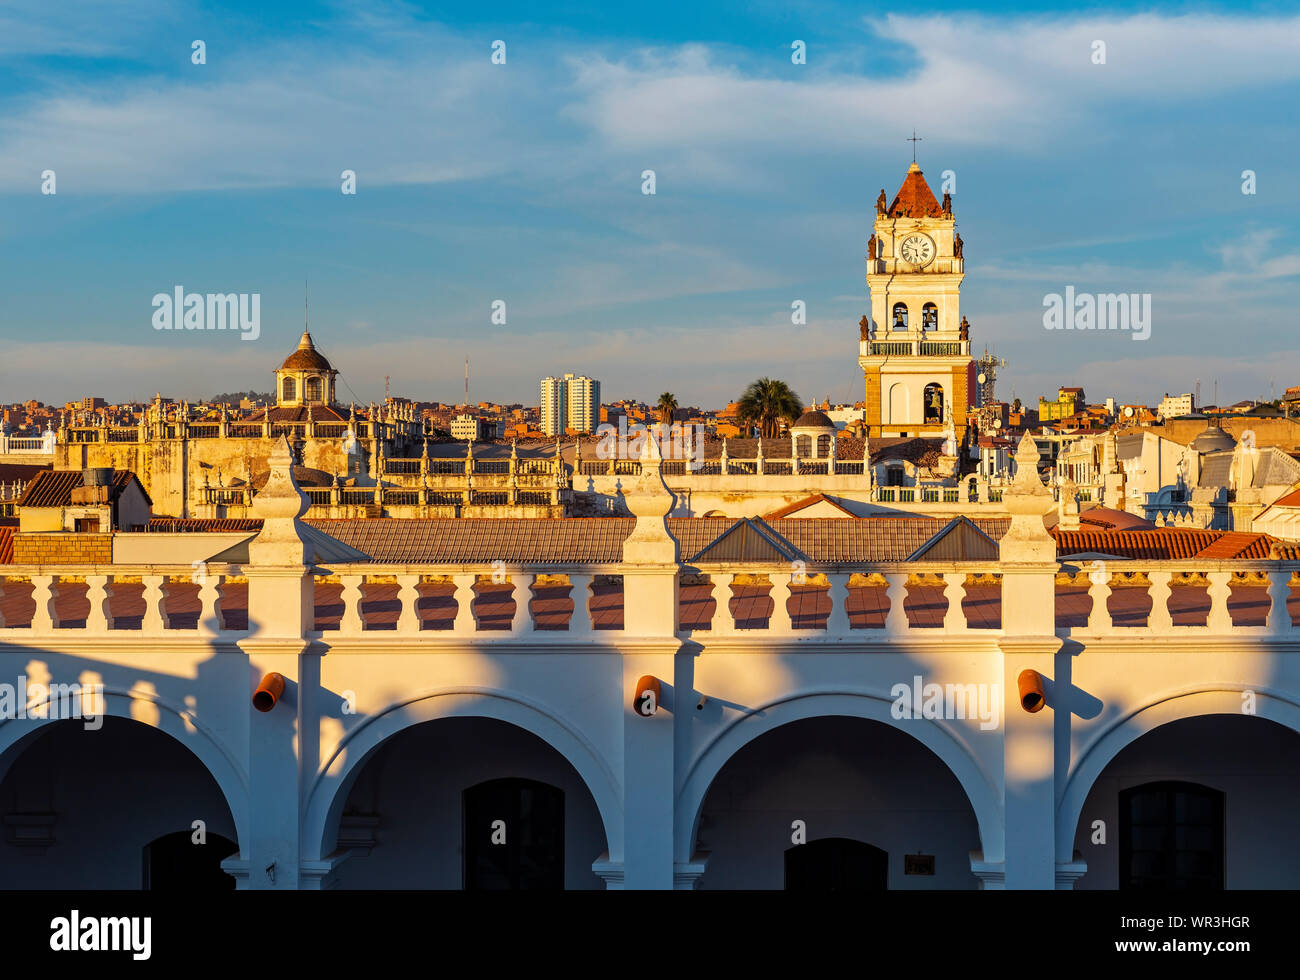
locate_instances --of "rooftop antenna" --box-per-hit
[304,279,308,333]
[385,375,390,400]
[465,356,470,407]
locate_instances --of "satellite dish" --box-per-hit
[993,419,1002,429]
[1124,406,1134,417]
[977,373,987,385]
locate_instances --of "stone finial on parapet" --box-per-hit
[622,424,679,564]
[248,436,311,565]
[1057,475,1080,530]
[998,432,1057,563]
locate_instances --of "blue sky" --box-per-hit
[2,0,1299,410]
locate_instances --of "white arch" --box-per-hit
[302,687,623,863]
[675,690,1002,867]
[1057,686,1300,862]
[0,686,248,848]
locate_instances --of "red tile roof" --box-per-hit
[0,526,13,565]
[1052,526,1278,560]
[17,469,149,508]
[764,494,858,519]
[888,165,944,218]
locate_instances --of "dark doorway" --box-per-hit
[463,777,565,890]
[785,837,888,890]
[1120,781,1224,890]
[143,830,238,891]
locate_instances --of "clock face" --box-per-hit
[977,373,988,385]
[899,234,935,267]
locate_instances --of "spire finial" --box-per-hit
[906,129,922,164]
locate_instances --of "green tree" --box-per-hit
[737,378,803,439]
[656,392,679,425]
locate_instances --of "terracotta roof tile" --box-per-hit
[16,469,147,508]
[888,165,944,218]
[0,526,13,564]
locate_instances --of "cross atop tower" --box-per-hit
[906,130,922,163]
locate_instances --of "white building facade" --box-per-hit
[541,374,601,436]
[1,435,1298,891]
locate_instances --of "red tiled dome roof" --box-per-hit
[280,331,333,372]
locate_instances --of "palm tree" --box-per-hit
[656,392,678,426]
[737,378,803,439]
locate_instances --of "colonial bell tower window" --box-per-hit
[282,377,296,402]
[892,303,909,331]
[305,376,323,403]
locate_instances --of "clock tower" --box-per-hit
[859,162,974,442]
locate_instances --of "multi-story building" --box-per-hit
[541,373,600,435]
[1157,392,1196,420]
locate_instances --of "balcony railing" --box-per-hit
[4,561,1290,641]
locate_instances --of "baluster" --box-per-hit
[31,575,58,631]
[826,573,852,634]
[1087,567,1112,632]
[396,574,421,634]
[710,575,734,636]
[567,573,593,636]
[1266,570,1293,635]
[1206,571,1232,632]
[1146,571,1173,631]
[86,574,115,632]
[141,575,171,632]
[0,579,6,628]
[452,573,479,633]
[942,573,968,632]
[769,574,793,633]
[509,573,533,634]
[338,574,365,634]
[884,573,909,635]
[197,572,223,636]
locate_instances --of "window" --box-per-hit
[281,377,297,402]
[75,517,100,532]
[816,434,832,458]
[463,778,565,890]
[785,838,888,890]
[305,376,323,402]
[1120,781,1224,890]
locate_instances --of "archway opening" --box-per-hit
[694,716,981,889]
[923,383,944,424]
[328,716,607,889]
[785,837,887,891]
[922,302,938,331]
[0,716,238,889]
[891,303,909,331]
[464,777,564,890]
[1073,714,1300,889]
[143,830,238,891]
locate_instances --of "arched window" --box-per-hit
[143,830,238,891]
[785,838,888,890]
[281,377,296,402]
[922,302,938,331]
[886,464,905,487]
[891,303,909,331]
[305,376,323,402]
[1120,781,1224,890]
[795,435,812,457]
[463,778,565,890]
[923,383,944,424]
[816,434,832,458]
